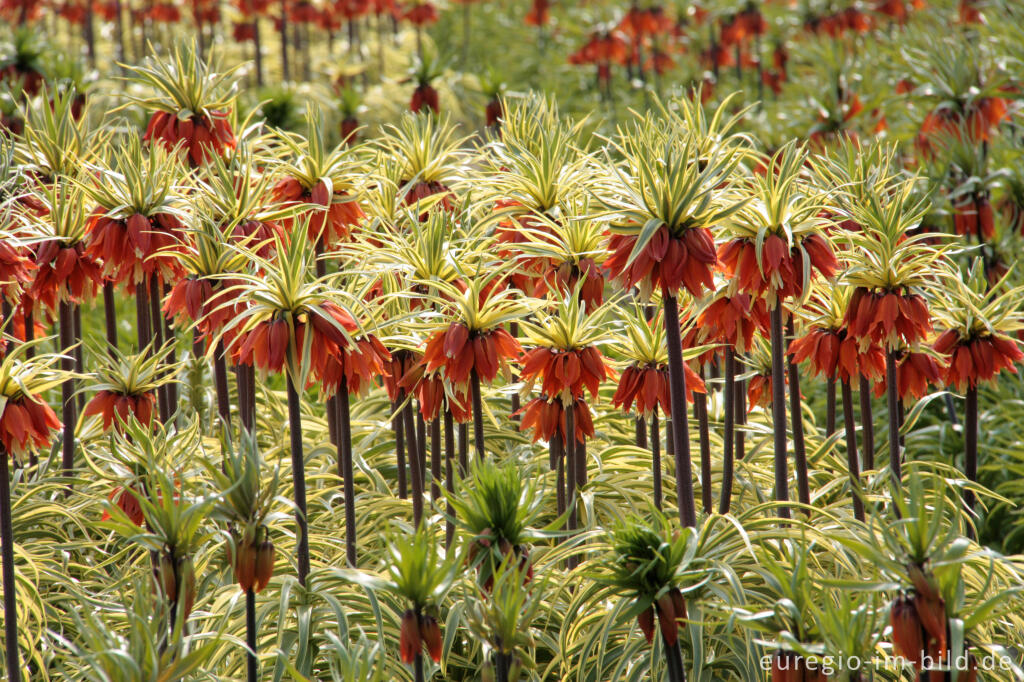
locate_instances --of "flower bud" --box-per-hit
[637,605,655,644]
[254,538,275,593]
[420,614,442,663]
[655,593,678,646]
[891,594,925,668]
[399,609,421,663]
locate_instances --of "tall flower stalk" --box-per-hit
[720,142,839,517]
[0,344,65,682]
[612,306,707,513]
[693,289,766,514]
[82,133,189,418]
[21,182,103,487]
[932,261,1023,509]
[602,96,748,527]
[476,95,597,429]
[420,274,524,463]
[788,287,883,521]
[172,145,284,435]
[217,229,362,585]
[519,291,611,537]
[839,179,946,490]
[205,434,280,682]
[312,279,390,566]
[591,511,714,682]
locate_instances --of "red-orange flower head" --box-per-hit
[164,275,245,344]
[873,347,943,404]
[303,300,361,376]
[403,1,437,24]
[569,31,628,72]
[695,292,768,353]
[494,201,557,296]
[410,369,473,423]
[399,609,443,664]
[612,362,706,417]
[147,1,181,21]
[0,396,61,458]
[547,258,605,310]
[100,485,146,526]
[524,0,549,26]
[615,365,667,419]
[520,345,608,403]
[606,224,718,299]
[0,240,36,302]
[235,321,285,374]
[403,180,455,216]
[934,330,1022,391]
[423,322,521,388]
[916,97,1008,158]
[28,239,103,311]
[316,333,392,398]
[84,389,158,432]
[144,109,236,166]
[86,209,187,288]
[788,326,885,383]
[410,83,440,115]
[519,395,594,445]
[718,232,837,306]
[844,287,931,349]
[231,218,285,259]
[271,177,365,247]
[236,301,358,375]
[383,349,423,401]
[952,192,994,241]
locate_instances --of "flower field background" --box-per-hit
[2,0,1024,680]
